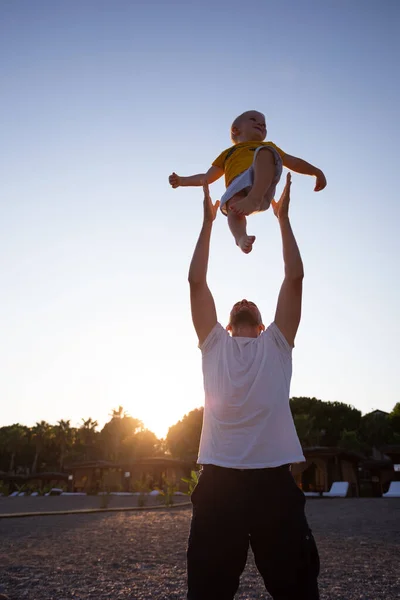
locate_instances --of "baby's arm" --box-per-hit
[169,165,224,189]
[282,154,327,192]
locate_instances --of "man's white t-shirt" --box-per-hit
[198,321,305,469]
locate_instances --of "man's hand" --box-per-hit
[169,172,181,188]
[271,172,291,220]
[203,181,220,223]
[314,169,327,192]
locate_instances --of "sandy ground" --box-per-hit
[0,498,399,599]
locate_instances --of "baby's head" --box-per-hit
[231,110,267,144]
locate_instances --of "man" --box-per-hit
[186,173,320,600]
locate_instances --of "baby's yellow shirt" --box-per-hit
[212,141,285,187]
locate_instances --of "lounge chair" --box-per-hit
[303,491,320,497]
[322,481,349,498]
[9,491,19,497]
[45,488,63,496]
[382,481,400,498]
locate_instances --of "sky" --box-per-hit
[1,0,399,439]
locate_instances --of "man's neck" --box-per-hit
[231,325,259,338]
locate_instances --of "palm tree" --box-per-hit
[79,418,98,461]
[110,405,128,419]
[31,421,52,474]
[54,420,74,471]
[3,424,27,472]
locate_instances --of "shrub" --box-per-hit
[181,470,200,495]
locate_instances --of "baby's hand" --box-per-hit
[314,170,327,192]
[169,172,181,188]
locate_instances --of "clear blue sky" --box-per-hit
[1,0,399,438]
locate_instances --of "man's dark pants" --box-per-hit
[187,464,320,600]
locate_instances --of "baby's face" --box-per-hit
[237,111,266,142]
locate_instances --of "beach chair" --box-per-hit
[322,481,349,498]
[45,488,63,496]
[303,491,320,497]
[9,491,19,497]
[382,481,400,498]
[31,492,39,496]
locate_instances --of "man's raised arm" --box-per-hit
[271,173,304,347]
[188,183,220,346]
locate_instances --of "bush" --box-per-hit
[181,470,200,495]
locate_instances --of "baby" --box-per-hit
[169,110,326,253]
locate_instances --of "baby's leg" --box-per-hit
[231,148,275,216]
[226,194,256,254]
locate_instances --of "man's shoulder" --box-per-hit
[262,322,293,358]
[199,322,227,354]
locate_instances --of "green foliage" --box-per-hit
[291,397,362,447]
[166,408,204,459]
[158,476,178,507]
[54,420,75,471]
[0,405,161,475]
[31,421,53,474]
[0,424,29,472]
[391,403,400,417]
[389,403,400,435]
[359,411,394,449]
[100,407,157,463]
[182,470,200,495]
[1,400,399,478]
[338,430,363,453]
[133,477,152,493]
[133,478,151,507]
[293,414,319,446]
[391,432,400,444]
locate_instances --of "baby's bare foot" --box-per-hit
[237,235,256,254]
[231,194,261,216]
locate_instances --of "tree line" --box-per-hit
[1,399,400,475]
[166,399,400,459]
[0,406,162,475]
